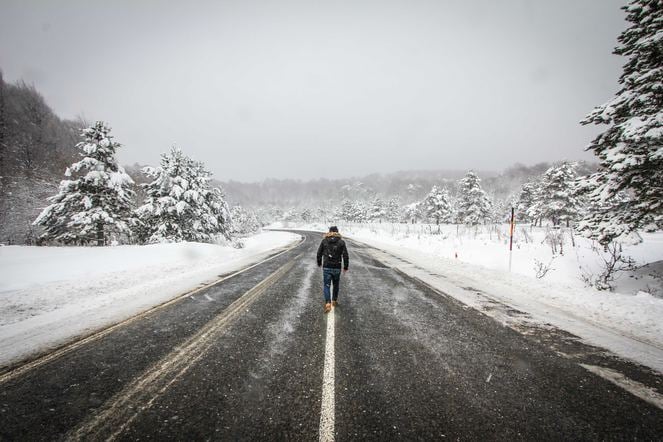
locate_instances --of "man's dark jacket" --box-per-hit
[317,232,349,270]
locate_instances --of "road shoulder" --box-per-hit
[349,239,663,403]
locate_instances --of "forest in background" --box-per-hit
[0,71,597,244]
[0,71,86,244]
[217,161,597,210]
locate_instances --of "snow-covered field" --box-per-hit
[279,222,663,372]
[0,231,300,368]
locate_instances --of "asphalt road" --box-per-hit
[1,230,663,441]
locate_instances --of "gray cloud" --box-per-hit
[0,0,626,181]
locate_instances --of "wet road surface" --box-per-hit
[1,230,663,440]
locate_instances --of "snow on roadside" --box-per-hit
[280,222,663,372]
[0,231,300,368]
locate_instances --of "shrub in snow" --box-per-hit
[533,256,556,279]
[544,226,566,255]
[581,242,636,291]
[135,147,231,243]
[456,171,492,225]
[579,0,663,244]
[33,121,135,246]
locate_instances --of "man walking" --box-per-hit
[316,226,349,313]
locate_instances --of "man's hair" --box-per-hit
[329,226,339,233]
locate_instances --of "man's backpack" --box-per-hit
[327,240,341,260]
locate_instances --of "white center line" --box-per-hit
[319,307,335,442]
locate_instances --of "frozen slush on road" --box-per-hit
[0,231,300,368]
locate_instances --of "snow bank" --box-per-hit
[282,222,663,296]
[0,231,300,367]
[280,222,663,371]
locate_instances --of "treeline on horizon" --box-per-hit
[0,71,596,244]
[218,161,598,208]
[0,70,595,244]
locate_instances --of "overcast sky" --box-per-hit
[0,0,626,181]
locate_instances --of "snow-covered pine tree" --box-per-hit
[263,207,283,224]
[230,205,260,235]
[579,0,663,244]
[33,121,135,245]
[423,185,452,225]
[206,186,232,238]
[403,202,422,224]
[338,199,355,222]
[456,171,492,225]
[491,196,513,224]
[516,180,540,225]
[135,147,230,243]
[385,197,401,222]
[282,208,299,223]
[367,196,386,222]
[536,162,582,227]
[351,200,368,223]
[315,207,329,223]
[300,208,313,223]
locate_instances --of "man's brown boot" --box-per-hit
[332,300,338,307]
[324,303,332,313]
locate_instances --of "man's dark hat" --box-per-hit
[329,226,339,233]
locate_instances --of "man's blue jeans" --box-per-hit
[322,267,341,303]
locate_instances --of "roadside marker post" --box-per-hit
[509,207,515,272]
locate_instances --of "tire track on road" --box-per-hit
[67,257,299,441]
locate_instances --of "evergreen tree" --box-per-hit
[580,0,663,243]
[456,171,492,225]
[385,197,402,222]
[491,196,514,224]
[338,199,355,222]
[135,147,230,243]
[423,185,452,224]
[207,186,232,237]
[536,162,582,226]
[282,208,299,222]
[403,202,422,224]
[33,121,135,245]
[516,180,540,224]
[337,199,368,222]
[300,208,313,223]
[367,196,386,222]
[230,205,260,235]
[351,200,369,222]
